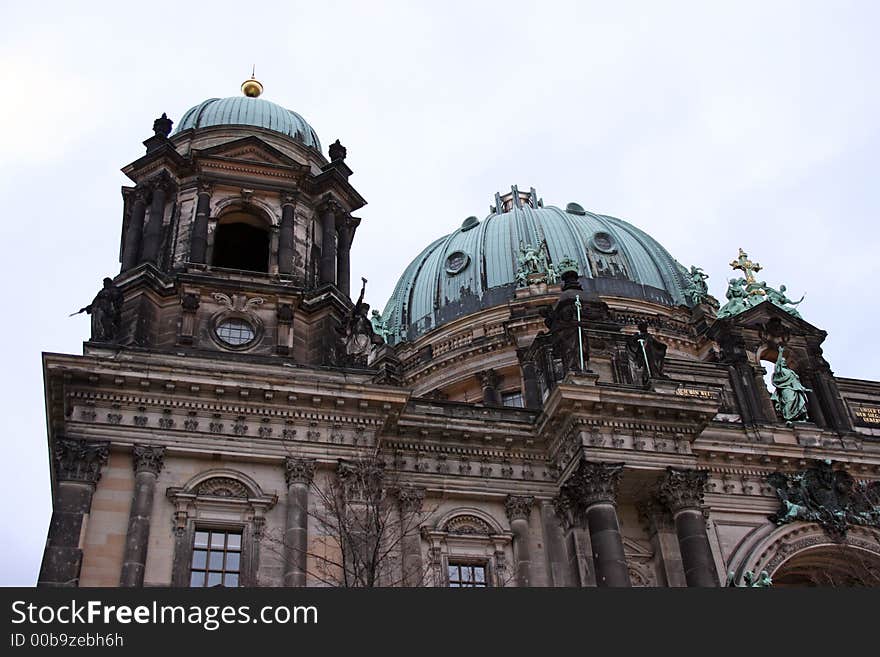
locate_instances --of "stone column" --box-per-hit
[540,500,572,586]
[517,349,543,409]
[336,215,358,299]
[559,460,630,587]
[658,468,717,587]
[278,194,296,275]
[120,445,165,587]
[283,457,315,586]
[505,495,534,587]
[397,486,425,587]
[141,179,168,264]
[319,202,337,286]
[189,183,212,265]
[38,438,109,587]
[122,188,147,271]
[478,369,502,406]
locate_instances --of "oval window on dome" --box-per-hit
[215,318,256,347]
[591,232,617,254]
[445,251,470,276]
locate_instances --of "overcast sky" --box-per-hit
[1,0,877,586]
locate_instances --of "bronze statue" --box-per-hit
[686,265,710,305]
[769,346,810,425]
[626,322,668,384]
[765,284,804,319]
[716,278,751,319]
[71,277,123,342]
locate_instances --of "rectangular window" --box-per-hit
[501,391,524,408]
[447,563,488,588]
[189,529,242,587]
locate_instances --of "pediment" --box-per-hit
[193,136,302,169]
[715,300,825,338]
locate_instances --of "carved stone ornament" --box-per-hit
[284,457,316,486]
[504,495,534,522]
[181,293,200,312]
[132,445,165,475]
[558,460,624,518]
[397,486,426,513]
[444,514,492,535]
[54,438,109,484]
[658,467,708,514]
[195,477,248,498]
[767,459,880,538]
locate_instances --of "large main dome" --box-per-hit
[382,187,693,344]
[173,96,321,151]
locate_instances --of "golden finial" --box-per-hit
[241,66,263,98]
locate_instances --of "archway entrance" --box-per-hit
[772,545,880,587]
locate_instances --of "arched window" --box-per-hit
[212,211,270,273]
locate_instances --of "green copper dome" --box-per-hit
[382,187,692,345]
[173,96,321,151]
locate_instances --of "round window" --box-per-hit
[591,231,617,254]
[445,251,470,275]
[216,318,256,346]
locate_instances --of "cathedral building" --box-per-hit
[38,79,880,588]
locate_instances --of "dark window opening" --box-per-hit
[190,529,242,587]
[447,562,487,588]
[212,222,269,273]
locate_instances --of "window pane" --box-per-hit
[226,533,242,551]
[210,532,226,548]
[194,531,210,548]
[462,567,473,582]
[474,567,485,583]
[208,551,224,570]
[206,572,222,587]
[191,550,207,570]
[224,573,239,587]
[448,565,458,580]
[190,571,205,587]
[225,552,240,572]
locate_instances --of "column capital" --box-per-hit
[318,196,344,215]
[280,190,298,207]
[132,445,165,475]
[53,438,109,485]
[505,495,534,522]
[132,186,150,203]
[658,467,708,514]
[335,214,360,244]
[197,180,213,196]
[397,486,425,513]
[477,369,501,390]
[560,459,624,509]
[284,457,316,486]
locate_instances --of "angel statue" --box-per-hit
[765,284,804,319]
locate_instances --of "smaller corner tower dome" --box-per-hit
[172,76,322,151]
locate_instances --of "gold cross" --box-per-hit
[730,248,762,284]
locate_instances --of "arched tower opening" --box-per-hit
[212,210,270,273]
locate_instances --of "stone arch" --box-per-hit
[179,468,267,499]
[728,521,880,586]
[435,507,505,535]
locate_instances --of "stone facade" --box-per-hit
[37,86,880,588]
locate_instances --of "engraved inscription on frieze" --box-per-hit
[850,403,880,427]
